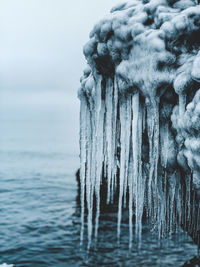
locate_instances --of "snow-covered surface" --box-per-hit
[79,0,200,248]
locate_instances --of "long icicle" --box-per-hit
[147,99,160,227]
[105,78,114,204]
[132,92,139,243]
[111,77,119,202]
[80,96,87,244]
[137,98,145,247]
[123,96,132,208]
[86,99,93,249]
[117,97,127,241]
[94,76,105,240]
[87,75,102,248]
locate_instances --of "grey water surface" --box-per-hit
[0,98,198,267]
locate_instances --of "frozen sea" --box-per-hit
[0,91,198,267]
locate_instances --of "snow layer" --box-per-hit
[79,0,200,248]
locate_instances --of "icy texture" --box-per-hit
[79,0,200,248]
[0,264,14,267]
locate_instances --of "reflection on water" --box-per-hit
[0,103,198,266]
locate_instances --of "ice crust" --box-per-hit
[0,264,14,267]
[79,0,200,248]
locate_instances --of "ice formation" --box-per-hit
[79,0,200,248]
[0,264,14,267]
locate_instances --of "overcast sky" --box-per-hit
[0,0,120,95]
[0,0,120,154]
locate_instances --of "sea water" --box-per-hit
[0,91,198,266]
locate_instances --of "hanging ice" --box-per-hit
[79,0,200,249]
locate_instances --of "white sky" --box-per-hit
[0,0,120,154]
[0,0,120,94]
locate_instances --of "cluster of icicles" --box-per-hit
[79,74,186,249]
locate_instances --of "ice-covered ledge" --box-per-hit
[78,0,200,248]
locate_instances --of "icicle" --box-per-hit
[85,100,93,249]
[131,92,145,247]
[142,106,146,133]
[80,96,87,244]
[137,103,145,247]
[94,77,105,240]
[157,122,169,238]
[80,71,190,249]
[91,76,105,242]
[128,154,133,249]
[167,173,176,235]
[123,96,132,208]
[160,123,169,170]
[117,97,126,241]
[146,99,160,227]
[81,75,104,249]
[105,78,114,204]
[147,101,155,218]
[117,96,131,240]
[131,92,139,241]
[153,101,160,224]
[111,77,119,202]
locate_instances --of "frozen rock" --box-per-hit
[79,0,200,248]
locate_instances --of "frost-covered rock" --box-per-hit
[79,0,200,248]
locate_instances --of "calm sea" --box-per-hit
[0,92,198,266]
